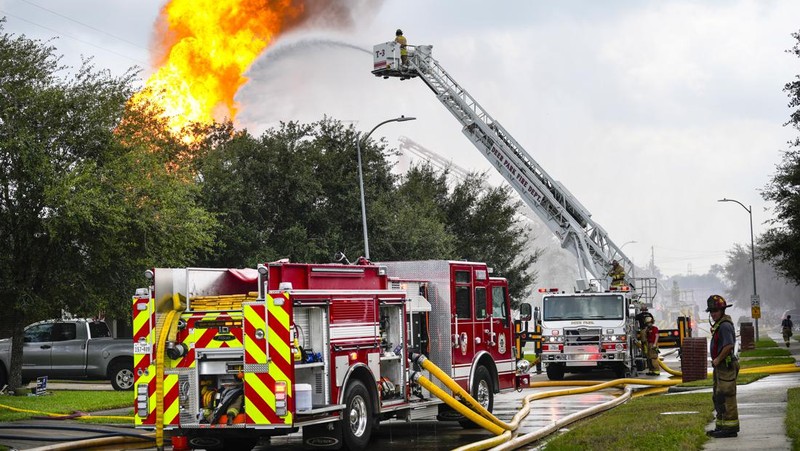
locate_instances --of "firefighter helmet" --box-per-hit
[396,29,403,36]
[705,294,732,312]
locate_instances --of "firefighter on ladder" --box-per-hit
[395,29,408,66]
[608,260,625,287]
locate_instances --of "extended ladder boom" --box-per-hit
[373,42,632,281]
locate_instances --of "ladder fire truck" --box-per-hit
[133,260,531,449]
[372,41,690,379]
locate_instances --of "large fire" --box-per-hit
[132,0,308,137]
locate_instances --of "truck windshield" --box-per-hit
[542,295,624,321]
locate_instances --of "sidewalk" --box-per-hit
[702,331,800,451]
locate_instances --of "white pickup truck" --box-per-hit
[0,318,133,390]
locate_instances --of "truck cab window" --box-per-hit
[24,324,53,343]
[455,270,472,319]
[474,287,487,319]
[491,286,508,324]
[52,323,77,341]
[89,321,112,338]
[455,286,471,319]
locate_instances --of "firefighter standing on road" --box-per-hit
[395,29,408,66]
[644,316,660,375]
[635,306,654,367]
[706,294,740,438]
[608,260,625,287]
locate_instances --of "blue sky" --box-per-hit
[2,0,798,279]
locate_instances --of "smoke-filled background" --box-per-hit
[2,0,798,289]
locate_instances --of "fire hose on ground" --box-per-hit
[0,425,154,451]
[412,352,800,451]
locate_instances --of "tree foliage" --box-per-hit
[761,29,800,285]
[196,120,539,306]
[0,23,216,390]
[723,244,800,320]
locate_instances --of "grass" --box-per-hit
[678,371,766,388]
[543,392,712,451]
[788,387,800,451]
[740,348,790,358]
[756,337,779,347]
[740,357,796,368]
[541,336,797,450]
[0,390,131,423]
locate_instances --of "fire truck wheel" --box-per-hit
[458,365,493,429]
[188,436,223,450]
[109,361,134,391]
[546,363,565,381]
[342,379,373,450]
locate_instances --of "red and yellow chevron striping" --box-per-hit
[242,293,294,425]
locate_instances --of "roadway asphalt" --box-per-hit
[1,332,798,450]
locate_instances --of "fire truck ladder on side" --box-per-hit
[373,43,632,282]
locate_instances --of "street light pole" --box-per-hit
[718,197,759,341]
[357,115,416,260]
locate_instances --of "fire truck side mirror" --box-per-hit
[519,303,532,322]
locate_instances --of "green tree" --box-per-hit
[0,23,216,390]
[723,244,800,322]
[371,162,455,260]
[440,172,540,307]
[197,118,399,265]
[196,118,539,307]
[762,29,800,285]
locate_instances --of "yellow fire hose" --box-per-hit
[454,378,676,451]
[455,358,800,451]
[412,354,511,430]
[486,385,635,451]
[411,372,505,435]
[0,402,131,421]
[659,356,800,377]
[25,434,155,451]
[155,308,179,450]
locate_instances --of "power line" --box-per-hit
[0,9,146,66]
[22,0,147,51]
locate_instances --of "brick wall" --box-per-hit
[681,337,708,383]
[740,322,755,350]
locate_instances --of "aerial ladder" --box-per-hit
[398,135,540,225]
[373,42,637,284]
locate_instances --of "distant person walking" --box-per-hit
[782,315,793,348]
[706,294,739,438]
[395,29,408,66]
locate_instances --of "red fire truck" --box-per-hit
[133,259,531,450]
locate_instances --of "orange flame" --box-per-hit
[132,0,307,137]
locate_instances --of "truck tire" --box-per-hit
[109,361,134,391]
[459,365,493,428]
[341,379,373,450]
[546,363,565,380]
[613,363,626,379]
[189,436,223,450]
